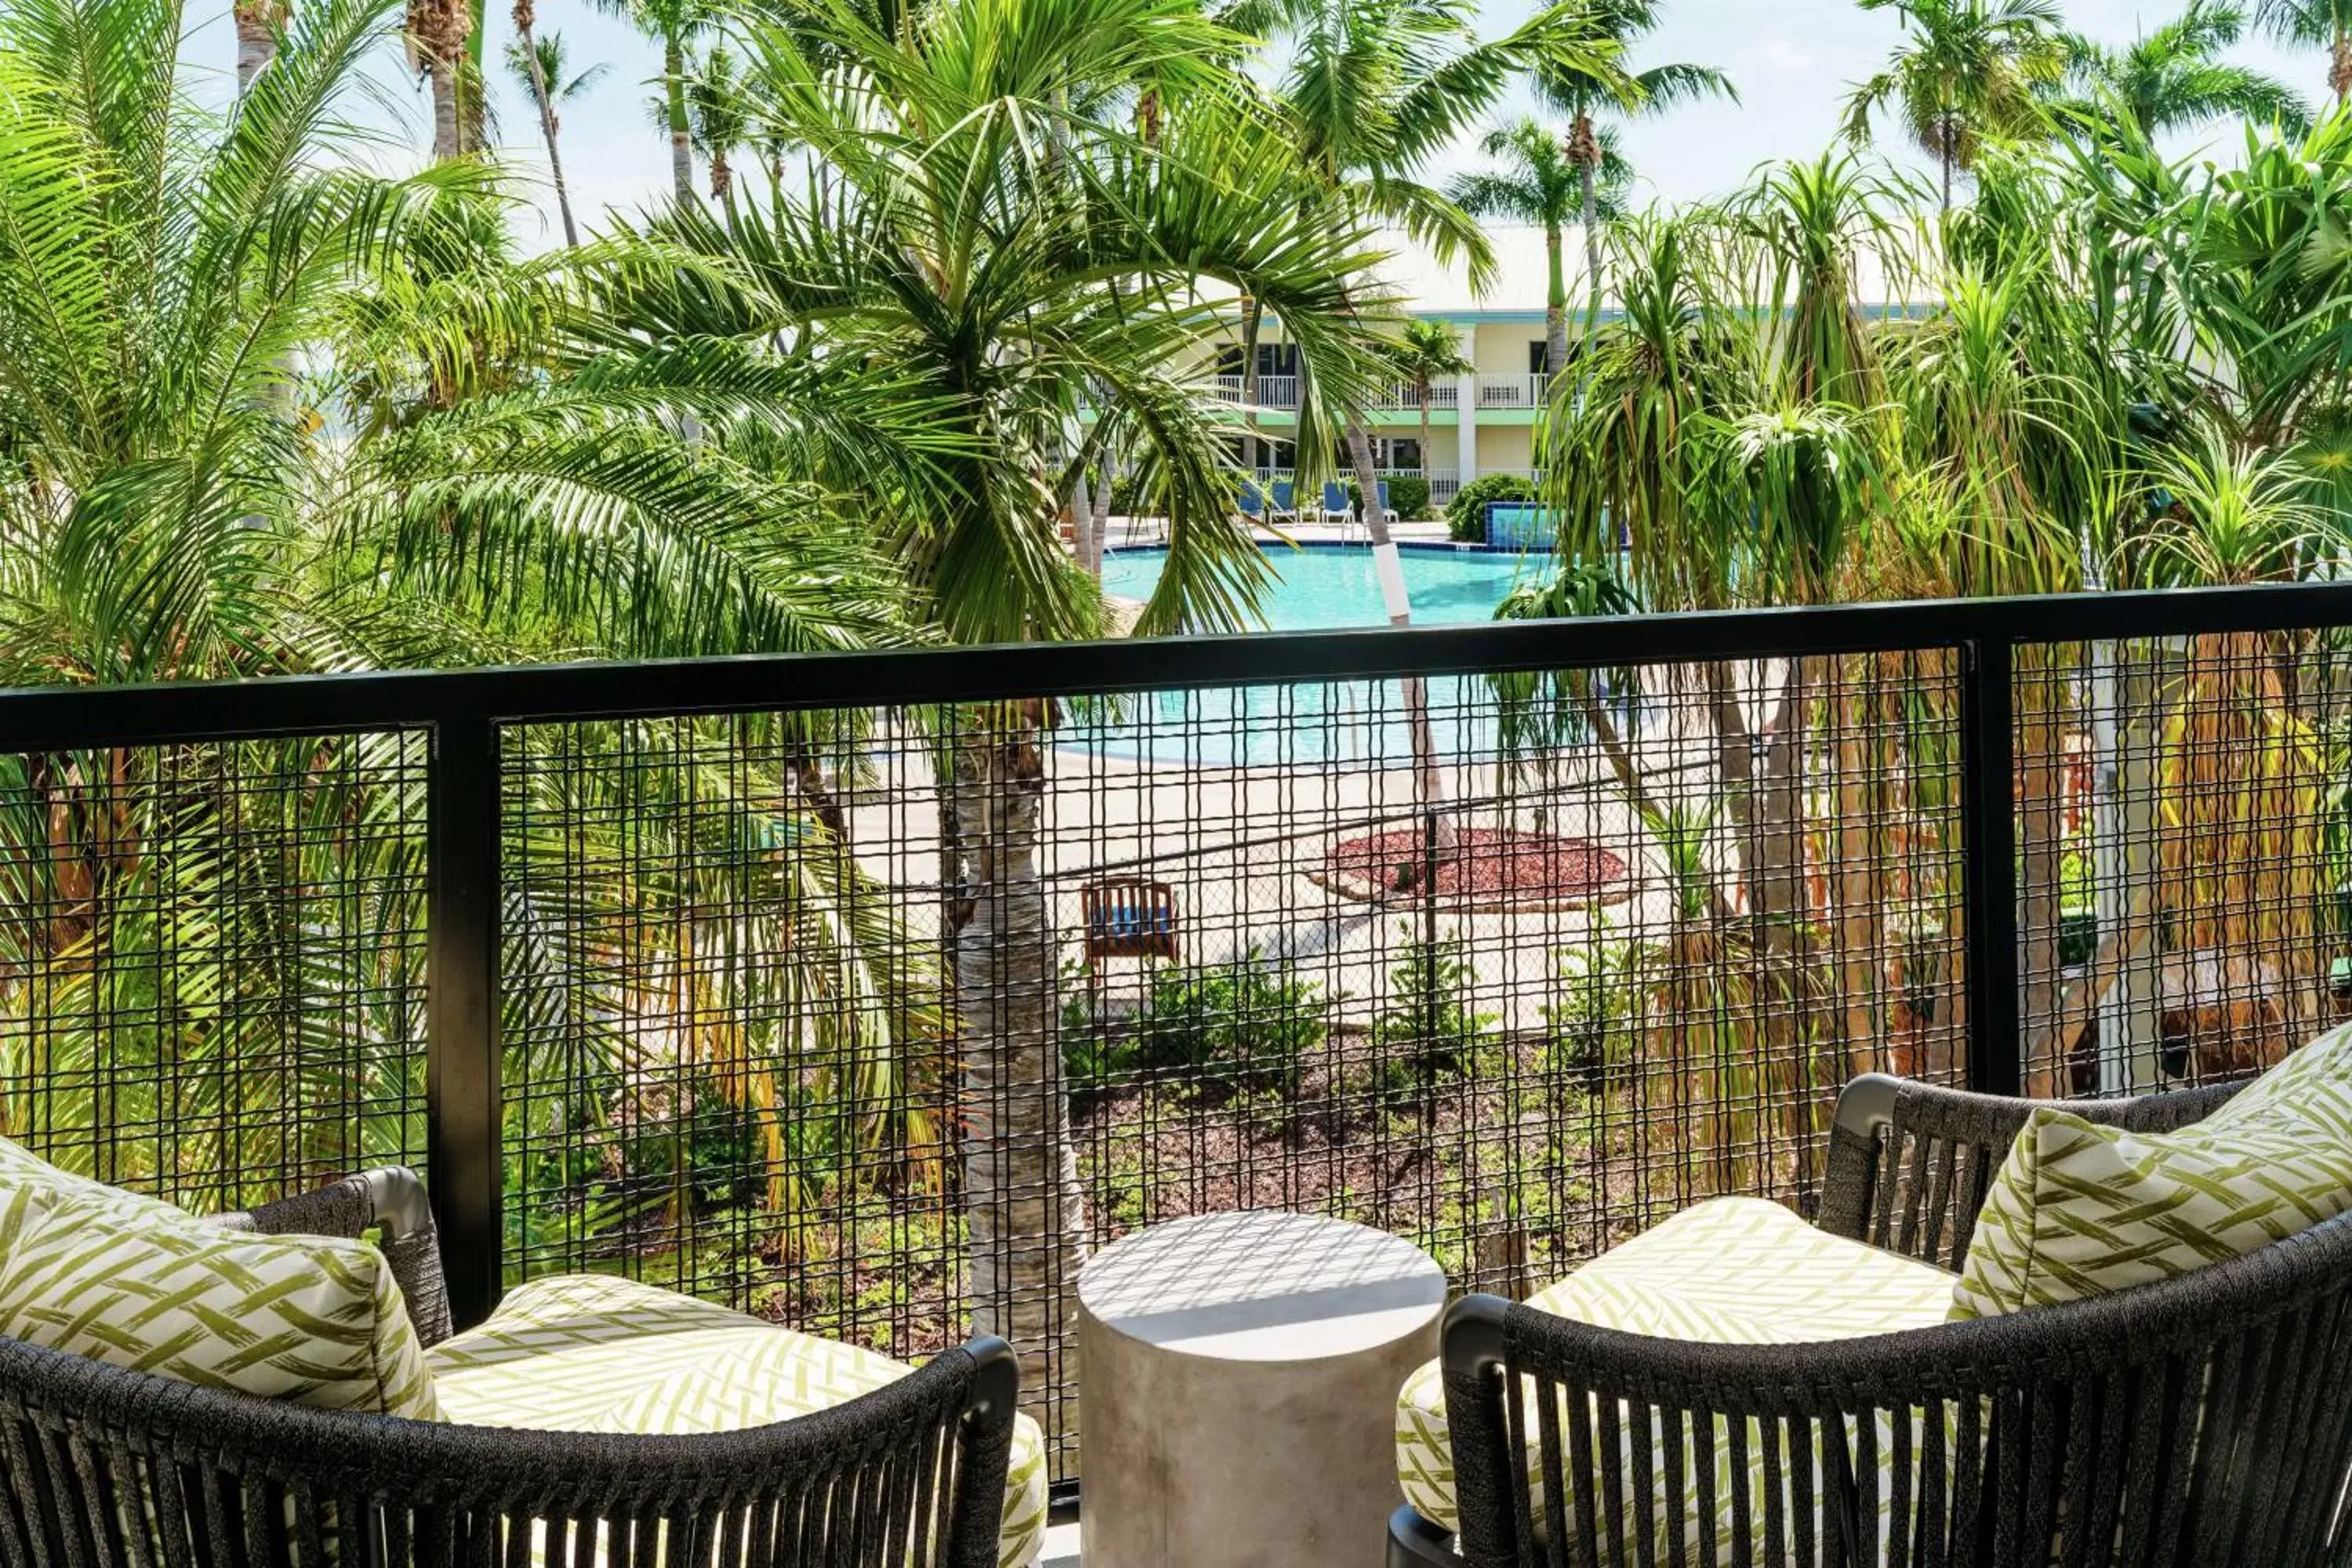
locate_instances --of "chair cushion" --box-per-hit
[1952,1022,2352,1319]
[427,1273,1048,1568]
[0,1134,187,1252]
[1395,1196,1955,1542]
[0,1190,442,1419]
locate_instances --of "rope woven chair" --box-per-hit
[0,1168,1022,1568]
[1392,1073,2352,1568]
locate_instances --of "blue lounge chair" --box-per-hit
[1269,480,1298,523]
[1319,481,1352,529]
[1374,480,1401,528]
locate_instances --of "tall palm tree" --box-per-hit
[1533,0,1733,336]
[624,0,1392,1410]
[1842,0,2065,209]
[1390,318,1475,485]
[597,0,708,201]
[1446,115,1630,375]
[1261,0,1631,569]
[2257,0,2352,100]
[2054,2,2306,136]
[685,45,750,200]
[506,27,609,245]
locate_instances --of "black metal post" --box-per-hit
[1959,638,2022,1096]
[427,717,503,1329]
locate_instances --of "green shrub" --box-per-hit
[1368,934,1495,1082]
[1345,475,1432,521]
[1134,950,1325,1094]
[1541,924,1644,1087]
[1446,474,1536,542]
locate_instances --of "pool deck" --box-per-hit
[1103,516,1462,552]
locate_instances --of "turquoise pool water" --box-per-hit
[1101,543,1539,630]
[1084,544,1551,767]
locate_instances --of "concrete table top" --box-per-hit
[1076,1210,1447,1568]
[1078,1208,1447,1363]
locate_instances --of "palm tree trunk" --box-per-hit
[953,729,1089,1425]
[1417,380,1432,497]
[430,60,462,160]
[234,0,279,92]
[1544,226,1568,380]
[1239,299,1263,479]
[1940,147,1953,213]
[1571,111,1600,358]
[2335,24,2352,100]
[1345,421,1450,837]
[1087,463,1112,574]
[514,10,581,248]
[666,34,694,204]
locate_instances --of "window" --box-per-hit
[1370,437,1421,469]
[1256,343,1301,379]
[1528,340,1549,374]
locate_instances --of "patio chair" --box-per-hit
[1391,1058,2352,1568]
[1319,481,1352,530]
[1239,482,1266,522]
[1269,479,1298,524]
[0,1145,1043,1568]
[1374,479,1401,528]
[1082,876,1179,974]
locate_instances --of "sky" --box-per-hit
[176,0,2331,256]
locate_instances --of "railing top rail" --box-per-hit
[5,583,2352,750]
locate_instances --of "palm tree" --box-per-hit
[1261,0,1631,568]
[1446,116,1630,375]
[625,0,1392,1409]
[1389,318,1475,485]
[1842,0,2065,209]
[597,0,708,202]
[2256,0,2352,100]
[1533,0,1733,336]
[2053,2,2306,136]
[506,27,608,245]
[0,0,954,1216]
[685,45,750,201]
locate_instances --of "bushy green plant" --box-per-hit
[1445,474,1537,541]
[1134,950,1326,1094]
[1368,933,1495,1080]
[1541,921,1645,1085]
[1345,475,1432,520]
[1060,967,1141,1100]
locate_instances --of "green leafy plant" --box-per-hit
[1345,474,1432,521]
[1133,950,1326,1095]
[1368,933,1496,1083]
[1446,474,1538,541]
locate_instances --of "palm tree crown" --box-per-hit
[1447,116,1632,373]
[1533,0,1733,339]
[2054,2,2306,136]
[1843,0,2066,209]
[506,31,612,125]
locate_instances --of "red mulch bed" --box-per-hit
[1321,826,1630,904]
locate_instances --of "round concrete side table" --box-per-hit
[1076,1209,1446,1568]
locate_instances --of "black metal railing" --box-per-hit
[5,583,2352,1487]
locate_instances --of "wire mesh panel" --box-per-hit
[496,648,1969,1481]
[0,732,430,1212]
[2016,630,2352,1098]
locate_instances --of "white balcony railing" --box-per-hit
[1373,381,1462,411]
[1476,373,1551,410]
[1258,375,1299,408]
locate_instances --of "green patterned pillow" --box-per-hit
[1951,1026,2352,1319]
[0,1133,184,1252]
[0,1192,443,1419]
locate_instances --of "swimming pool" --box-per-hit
[1101,542,1542,630]
[1083,543,1554,767]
